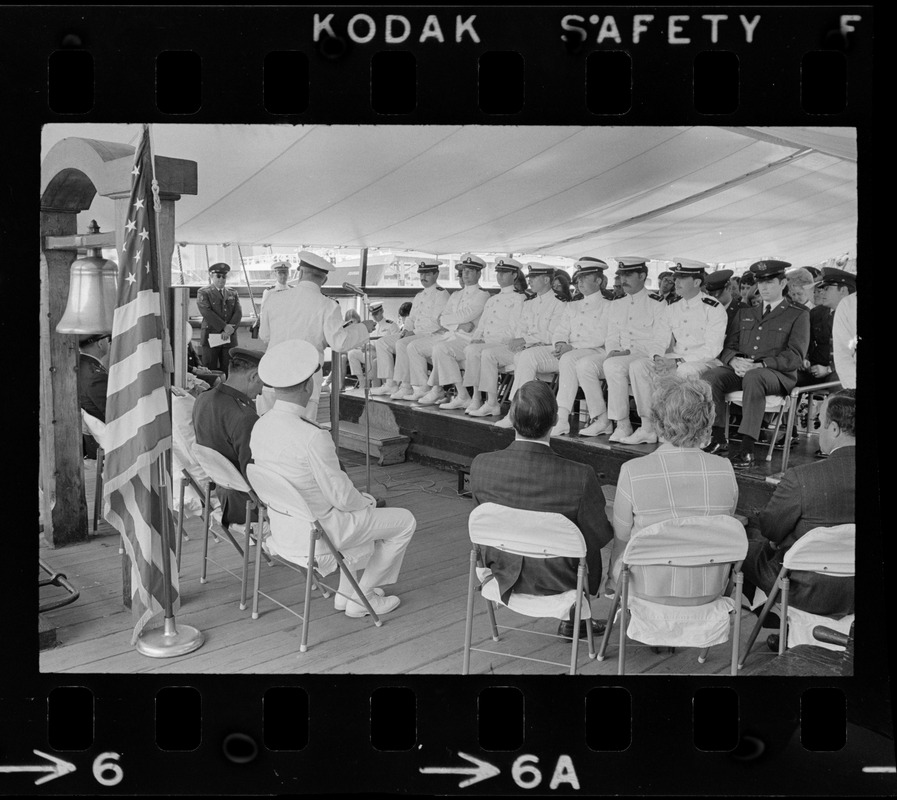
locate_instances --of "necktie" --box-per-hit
[762,304,770,318]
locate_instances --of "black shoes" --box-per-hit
[731,451,755,469]
[703,440,728,455]
[557,618,607,640]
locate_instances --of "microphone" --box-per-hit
[342,282,366,297]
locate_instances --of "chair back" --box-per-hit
[81,409,109,450]
[191,443,252,493]
[468,503,586,559]
[246,463,317,526]
[622,515,748,601]
[782,524,855,575]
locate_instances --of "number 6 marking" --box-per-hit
[92,752,123,786]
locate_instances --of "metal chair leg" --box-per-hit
[251,507,266,620]
[596,589,620,661]
[93,447,104,531]
[731,571,744,676]
[321,530,382,625]
[738,572,783,669]
[476,551,499,640]
[200,483,212,583]
[766,399,788,462]
[697,647,710,664]
[462,550,477,674]
[299,532,316,653]
[176,478,186,572]
[618,568,630,675]
[570,564,584,675]
[779,393,799,471]
[779,577,790,655]
[239,500,252,610]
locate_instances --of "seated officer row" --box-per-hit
[365,254,856,469]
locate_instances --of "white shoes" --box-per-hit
[493,415,514,429]
[579,416,614,437]
[550,420,570,437]
[468,402,502,418]
[440,395,471,410]
[465,399,483,415]
[390,385,414,400]
[345,591,401,619]
[417,388,447,406]
[335,586,384,612]
[408,386,429,402]
[619,427,658,445]
[370,383,396,396]
[608,425,634,443]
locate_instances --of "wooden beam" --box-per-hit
[40,210,89,547]
[44,231,117,251]
[173,287,190,388]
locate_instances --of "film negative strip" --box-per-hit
[7,3,891,795]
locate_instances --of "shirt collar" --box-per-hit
[513,435,552,447]
[271,398,308,416]
[298,281,321,295]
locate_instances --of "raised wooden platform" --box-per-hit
[337,390,812,530]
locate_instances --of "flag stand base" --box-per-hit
[136,615,204,658]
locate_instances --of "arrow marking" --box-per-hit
[0,750,77,785]
[420,751,500,788]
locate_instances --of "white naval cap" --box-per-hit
[297,250,333,273]
[258,339,321,388]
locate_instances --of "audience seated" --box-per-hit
[77,333,111,459]
[702,260,810,469]
[609,375,739,596]
[192,347,264,527]
[742,389,855,617]
[251,339,417,618]
[469,380,611,639]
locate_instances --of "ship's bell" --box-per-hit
[55,246,119,336]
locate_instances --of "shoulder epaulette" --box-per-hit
[479,286,490,291]
[301,417,323,429]
[436,286,446,291]
[650,293,665,302]
[670,295,683,304]
[385,318,394,324]
[701,296,720,307]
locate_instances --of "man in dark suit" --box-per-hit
[743,389,855,617]
[78,333,111,459]
[197,262,243,375]
[192,347,263,527]
[702,260,810,468]
[469,380,612,638]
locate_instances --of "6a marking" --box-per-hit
[92,752,123,786]
[420,752,579,790]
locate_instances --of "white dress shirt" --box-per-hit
[405,284,450,336]
[552,292,612,349]
[514,291,565,345]
[438,284,490,338]
[472,286,526,343]
[666,293,727,362]
[604,287,671,357]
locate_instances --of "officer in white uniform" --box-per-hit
[618,259,726,444]
[430,258,527,413]
[547,258,614,437]
[259,251,374,420]
[260,261,294,307]
[413,253,491,406]
[370,260,450,399]
[601,257,672,442]
[251,339,417,618]
[482,263,565,427]
[347,302,399,388]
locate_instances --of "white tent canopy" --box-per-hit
[41,124,857,267]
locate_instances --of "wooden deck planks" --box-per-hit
[40,454,780,676]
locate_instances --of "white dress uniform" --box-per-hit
[260,282,293,308]
[375,284,449,383]
[410,284,490,387]
[348,317,399,384]
[602,287,672,421]
[259,281,370,419]
[479,290,565,396]
[627,293,726,413]
[430,285,525,389]
[250,400,416,588]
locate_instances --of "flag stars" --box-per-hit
[134,198,145,211]
[125,219,137,233]
[139,228,149,241]
[131,164,140,177]
[126,272,137,285]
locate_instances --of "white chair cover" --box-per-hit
[192,444,252,493]
[468,503,591,621]
[782,524,855,574]
[80,409,109,451]
[170,392,211,518]
[724,391,787,410]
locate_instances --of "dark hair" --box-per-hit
[824,389,856,437]
[229,354,259,375]
[398,302,412,317]
[509,380,557,439]
[513,272,528,294]
[552,270,572,302]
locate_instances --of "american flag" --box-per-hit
[102,124,179,643]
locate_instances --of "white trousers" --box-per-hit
[507,345,559,399]
[603,352,652,421]
[374,332,404,381]
[627,356,721,421]
[429,337,470,387]
[478,344,517,395]
[556,348,608,416]
[348,347,376,380]
[460,341,504,389]
[406,335,440,387]
[322,504,417,592]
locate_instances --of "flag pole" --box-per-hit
[136,123,203,658]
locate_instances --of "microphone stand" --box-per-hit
[361,293,373,495]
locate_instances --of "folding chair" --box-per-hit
[777,380,841,474]
[739,524,855,669]
[724,391,792,463]
[462,503,596,675]
[596,515,748,676]
[496,365,559,405]
[191,443,263,611]
[246,463,381,653]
